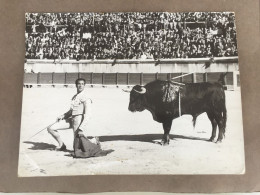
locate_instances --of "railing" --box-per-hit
[26,56,238,64]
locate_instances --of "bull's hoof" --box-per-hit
[160,140,170,146]
[208,137,215,142]
[215,139,222,143]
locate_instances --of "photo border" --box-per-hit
[0,0,259,193]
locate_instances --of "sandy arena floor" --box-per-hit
[18,87,245,176]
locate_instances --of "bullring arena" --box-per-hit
[19,12,244,176]
[18,58,245,177]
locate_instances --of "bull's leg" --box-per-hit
[215,113,225,143]
[161,120,173,145]
[207,112,218,142]
[192,114,198,129]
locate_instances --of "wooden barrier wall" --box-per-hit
[25,57,239,73]
[24,57,240,89]
[24,72,235,87]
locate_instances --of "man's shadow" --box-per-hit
[23,141,73,152]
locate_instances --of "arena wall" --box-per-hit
[25,56,238,73]
[24,57,240,89]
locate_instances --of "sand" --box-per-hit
[18,87,245,176]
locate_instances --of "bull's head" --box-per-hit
[126,85,147,112]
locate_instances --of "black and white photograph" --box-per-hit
[19,12,244,176]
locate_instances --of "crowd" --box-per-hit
[25,12,238,60]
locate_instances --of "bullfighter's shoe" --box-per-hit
[55,143,67,151]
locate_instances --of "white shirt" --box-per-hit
[70,91,92,132]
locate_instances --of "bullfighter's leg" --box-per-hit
[207,112,218,142]
[47,120,71,150]
[214,113,225,143]
[162,120,173,145]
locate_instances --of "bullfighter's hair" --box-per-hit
[75,78,86,85]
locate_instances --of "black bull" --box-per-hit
[127,80,227,145]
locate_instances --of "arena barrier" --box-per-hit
[24,57,240,90]
[23,71,239,90]
[25,57,238,73]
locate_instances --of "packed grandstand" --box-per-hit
[25,12,237,60]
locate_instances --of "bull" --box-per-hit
[127,80,227,145]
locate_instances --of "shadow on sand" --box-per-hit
[23,141,73,152]
[23,134,208,151]
[90,134,209,144]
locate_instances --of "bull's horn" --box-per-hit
[122,88,132,93]
[134,87,146,94]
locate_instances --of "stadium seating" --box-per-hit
[25,12,238,60]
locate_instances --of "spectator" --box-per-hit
[25,12,238,60]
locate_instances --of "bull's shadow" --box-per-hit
[90,134,208,144]
[23,141,73,152]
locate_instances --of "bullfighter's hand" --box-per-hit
[57,115,64,122]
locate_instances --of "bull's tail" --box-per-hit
[223,108,227,135]
[222,88,227,136]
